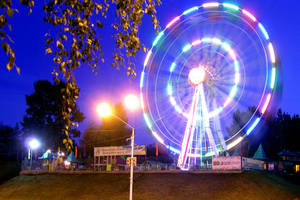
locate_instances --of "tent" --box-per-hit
[253,144,267,160]
[67,151,78,163]
[38,151,51,159]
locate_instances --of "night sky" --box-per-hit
[0,0,299,145]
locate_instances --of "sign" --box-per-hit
[212,156,241,170]
[94,145,146,157]
[242,157,264,170]
[126,157,137,166]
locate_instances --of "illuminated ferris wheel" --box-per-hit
[140,2,277,170]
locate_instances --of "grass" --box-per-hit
[0,171,299,200]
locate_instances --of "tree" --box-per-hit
[22,80,85,151]
[81,103,131,158]
[1,0,161,149]
[0,123,21,158]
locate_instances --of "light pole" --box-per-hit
[97,94,140,200]
[28,138,40,170]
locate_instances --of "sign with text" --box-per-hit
[242,157,264,170]
[94,145,146,157]
[212,156,241,170]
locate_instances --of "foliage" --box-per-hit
[1,0,161,150]
[22,80,85,151]
[81,103,131,158]
[0,123,21,155]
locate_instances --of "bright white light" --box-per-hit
[183,7,198,15]
[246,118,261,135]
[270,68,276,89]
[28,139,40,150]
[261,94,272,114]
[153,32,164,46]
[152,131,164,144]
[242,9,257,22]
[212,38,222,45]
[227,137,243,150]
[46,149,51,153]
[124,94,140,111]
[144,50,152,67]
[188,67,206,86]
[182,44,192,52]
[223,3,239,11]
[258,23,269,40]
[97,102,112,117]
[166,16,180,29]
[192,39,201,46]
[202,2,219,8]
[268,43,276,63]
[64,160,70,166]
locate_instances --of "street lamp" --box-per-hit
[28,138,40,170]
[97,94,140,200]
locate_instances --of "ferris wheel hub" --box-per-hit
[188,66,206,86]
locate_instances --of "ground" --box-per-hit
[0,171,299,200]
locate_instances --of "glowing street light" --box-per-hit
[27,138,40,170]
[97,102,112,117]
[96,94,140,200]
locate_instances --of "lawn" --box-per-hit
[0,171,299,200]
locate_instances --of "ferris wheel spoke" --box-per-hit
[178,85,201,169]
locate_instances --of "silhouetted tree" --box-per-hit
[22,80,85,151]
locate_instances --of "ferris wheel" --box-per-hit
[140,2,277,170]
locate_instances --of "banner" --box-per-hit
[94,145,146,157]
[242,157,264,170]
[212,156,241,170]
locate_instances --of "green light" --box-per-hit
[143,113,152,129]
[182,44,192,52]
[270,67,276,89]
[167,83,172,95]
[223,3,239,11]
[153,31,164,46]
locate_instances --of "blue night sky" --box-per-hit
[0,0,299,145]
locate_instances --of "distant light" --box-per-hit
[229,85,238,98]
[152,131,164,144]
[229,49,236,60]
[235,73,240,84]
[234,60,239,71]
[202,2,220,8]
[170,62,176,72]
[223,3,239,11]
[191,39,201,46]
[202,37,212,43]
[166,16,180,29]
[167,83,172,95]
[46,149,51,153]
[188,67,206,86]
[268,43,276,63]
[261,94,272,114]
[221,42,231,51]
[97,102,112,118]
[153,31,164,46]
[270,67,276,89]
[124,94,140,111]
[175,105,183,114]
[28,139,40,150]
[144,50,152,67]
[223,97,232,107]
[143,113,152,129]
[167,145,180,154]
[258,23,270,40]
[242,9,257,22]
[183,6,199,15]
[170,97,176,106]
[182,44,192,52]
[64,160,70,166]
[212,38,222,45]
[246,118,261,135]
[140,72,145,88]
[227,137,243,150]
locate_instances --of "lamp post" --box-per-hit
[28,138,40,170]
[97,94,140,200]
